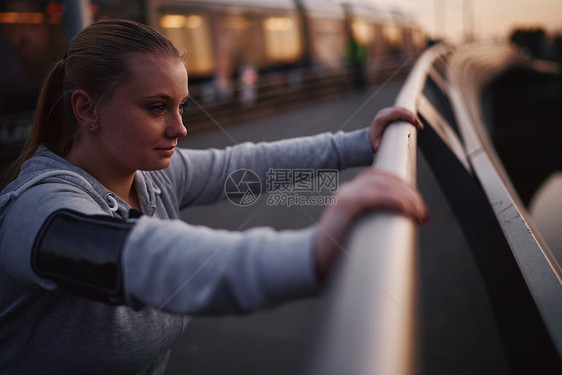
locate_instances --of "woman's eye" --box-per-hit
[151,104,165,114]
[179,99,190,114]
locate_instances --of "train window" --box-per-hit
[351,19,374,45]
[309,18,345,69]
[263,15,301,63]
[158,13,215,77]
[384,23,402,53]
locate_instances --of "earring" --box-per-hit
[89,123,99,133]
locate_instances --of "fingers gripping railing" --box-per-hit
[307,44,451,375]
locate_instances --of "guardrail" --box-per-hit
[306,43,450,375]
[443,42,562,372]
[307,41,562,374]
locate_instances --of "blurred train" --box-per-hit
[0,0,426,162]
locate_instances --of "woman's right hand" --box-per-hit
[314,168,428,282]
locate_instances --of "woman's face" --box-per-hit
[94,53,188,174]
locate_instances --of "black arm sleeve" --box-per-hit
[31,209,134,305]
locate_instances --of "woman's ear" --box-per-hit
[71,89,97,131]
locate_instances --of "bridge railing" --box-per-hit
[442,42,562,371]
[306,43,451,375]
[307,41,562,374]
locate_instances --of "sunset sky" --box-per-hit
[371,0,562,42]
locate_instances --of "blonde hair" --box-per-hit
[5,19,181,183]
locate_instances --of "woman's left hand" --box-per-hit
[369,106,423,152]
[314,167,429,282]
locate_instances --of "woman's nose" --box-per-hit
[167,113,187,138]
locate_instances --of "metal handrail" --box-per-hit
[307,40,562,374]
[447,42,562,359]
[307,44,450,375]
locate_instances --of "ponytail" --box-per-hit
[36,59,77,156]
[3,59,76,184]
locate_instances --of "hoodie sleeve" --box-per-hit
[122,215,320,314]
[167,129,374,207]
[2,182,321,315]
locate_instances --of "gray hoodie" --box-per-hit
[0,129,373,374]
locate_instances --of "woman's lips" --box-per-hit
[155,146,175,157]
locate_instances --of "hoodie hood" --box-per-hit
[0,147,133,221]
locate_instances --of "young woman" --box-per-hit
[0,19,427,374]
